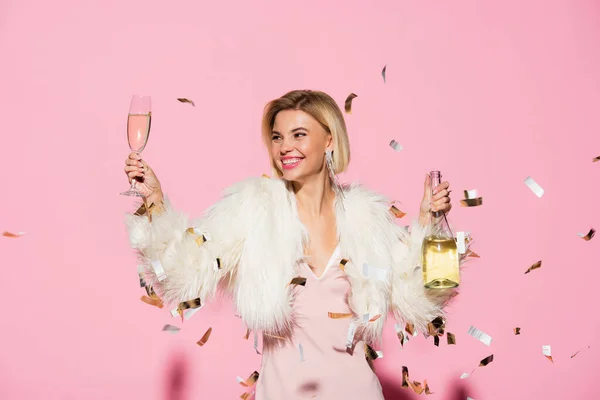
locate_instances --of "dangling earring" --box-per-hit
[326,150,345,200]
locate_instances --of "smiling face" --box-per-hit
[269,109,333,183]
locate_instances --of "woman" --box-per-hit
[124,90,460,399]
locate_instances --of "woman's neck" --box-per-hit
[291,172,335,217]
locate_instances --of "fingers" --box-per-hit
[432,181,450,195]
[431,196,451,212]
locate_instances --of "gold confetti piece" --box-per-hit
[479,354,494,367]
[239,371,259,387]
[390,205,406,218]
[288,277,307,287]
[460,198,483,207]
[196,327,212,346]
[381,65,387,83]
[424,380,433,395]
[514,327,521,335]
[368,314,381,323]
[344,93,358,114]
[2,231,25,238]
[409,380,424,395]
[524,176,545,198]
[328,312,353,319]
[177,98,195,106]
[401,366,410,387]
[339,259,348,273]
[213,258,221,270]
[405,323,415,336]
[178,298,201,311]
[365,343,379,361]
[525,260,542,274]
[243,328,250,340]
[264,333,286,340]
[578,228,596,241]
[542,345,553,363]
[186,227,207,246]
[570,346,590,358]
[447,332,456,345]
[261,174,270,178]
[389,139,403,152]
[240,393,250,400]
[140,295,164,308]
[433,336,440,346]
[133,202,147,216]
[593,156,600,162]
[468,326,492,346]
[162,324,180,333]
[465,249,481,259]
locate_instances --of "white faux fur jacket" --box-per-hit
[125,176,466,344]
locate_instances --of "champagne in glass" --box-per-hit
[120,95,151,197]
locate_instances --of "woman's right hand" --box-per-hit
[124,152,163,200]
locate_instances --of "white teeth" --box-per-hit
[282,158,301,165]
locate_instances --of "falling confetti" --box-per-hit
[213,258,221,271]
[381,65,387,83]
[460,198,483,207]
[151,259,167,282]
[447,332,456,345]
[186,227,207,246]
[140,295,163,308]
[460,372,471,379]
[401,366,431,395]
[365,344,379,361]
[542,345,553,363]
[346,323,357,348]
[389,139,403,152]
[344,93,358,114]
[137,265,146,288]
[162,324,181,334]
[254,331,261,354]
[524,260,542,274]
[514,327,521,335]
[288,277,307,287]
[524,176,545,198]
[177,98,195,106]
[390,204,406,218]
[237,371,259,387]
[328,312,353,319]
[243,328,250,340]
[339,259,349,272]
[178,298,202,311]
[456,232,466,254]
[2,231,25,238]
[196,327,212,346]
[479,354,494,366]
[298,343,305,362]
[578,228,596,241]
[570,346,590,358]
[468,326,492,346]
[593,156,600,162]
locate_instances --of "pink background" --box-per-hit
[1,0,599,399]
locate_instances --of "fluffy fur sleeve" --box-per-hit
[389,218,469,332]
[124,178,260,307]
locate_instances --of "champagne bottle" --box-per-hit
[421,171,460,289]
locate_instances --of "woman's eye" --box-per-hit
[271,135,281,141]
[294,133,306,138]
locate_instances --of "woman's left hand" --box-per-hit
[419,174,452,223]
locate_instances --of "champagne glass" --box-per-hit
[120,95,152,197]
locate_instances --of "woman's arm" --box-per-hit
[124,179,255,308]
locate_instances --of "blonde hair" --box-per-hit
[261,90,351,178]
